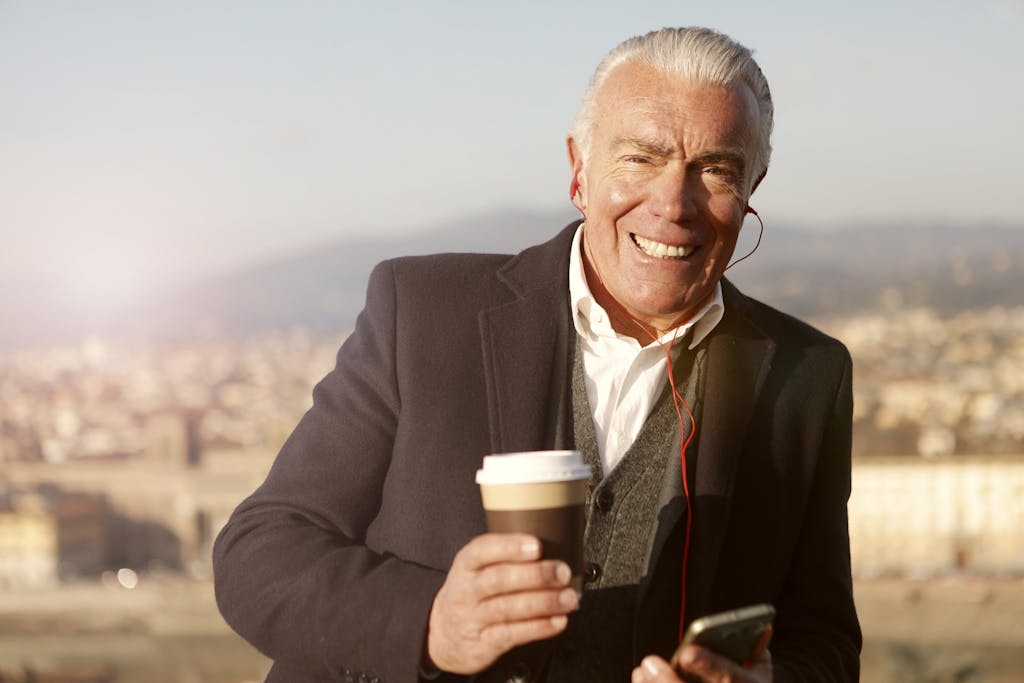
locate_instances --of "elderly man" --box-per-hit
[214,27,861,683]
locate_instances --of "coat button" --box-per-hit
[584,562,601,583]
[594,488,614,513]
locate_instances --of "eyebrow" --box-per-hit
[610,137,675,157]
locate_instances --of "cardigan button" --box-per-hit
[584,562,601,583]
[594,488,614,514]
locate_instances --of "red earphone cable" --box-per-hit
[656,330,696,642]
[726,206,764,271]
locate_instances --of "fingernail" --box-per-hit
[550,615,568,628]
[521,538,540,556]
[559,588,579,610]
[555,562,571,584]
[642,656,661,675]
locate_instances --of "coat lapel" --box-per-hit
[684,279,775,620]
[478,223,578,454]
[640,279,776,626]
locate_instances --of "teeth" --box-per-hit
[632,234,693,259]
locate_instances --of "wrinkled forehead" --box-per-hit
[593,59,760,150]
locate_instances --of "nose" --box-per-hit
[647,164,699,223]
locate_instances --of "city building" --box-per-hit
[0,492,57,588]
[850,456,1024,578]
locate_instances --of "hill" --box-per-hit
[4,208,1022,347]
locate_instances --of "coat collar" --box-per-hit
[477,222,579,454]
[695,278,776,499]
[477,221,775,460]
[682,278,776,619]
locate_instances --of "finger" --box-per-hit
[743,624,773,668]
[479,586,578,623]
[480,613,569,651]
[475,559,572,598]
[675,644,756,683]
[454,533,543,571]
[633,656,683,682]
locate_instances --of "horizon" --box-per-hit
[1,209,1021,352]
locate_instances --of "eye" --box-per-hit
[703,165,741,185]
[624,155,652,165]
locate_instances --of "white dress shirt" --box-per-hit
[568,225,724,475]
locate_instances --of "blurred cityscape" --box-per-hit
[3,303,1023,582]
[0,329,337,588]
[1,303,1022,681]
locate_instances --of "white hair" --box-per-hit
[571,27,774,193]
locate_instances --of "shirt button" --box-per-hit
[594,489,614,514]
[584,562,602,583]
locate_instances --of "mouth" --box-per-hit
[630,233,696,259]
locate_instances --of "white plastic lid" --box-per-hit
[476,450,592,485]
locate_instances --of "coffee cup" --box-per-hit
[476,450,592,590]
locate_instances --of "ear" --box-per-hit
[566,136,587,213]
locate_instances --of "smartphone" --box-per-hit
[671,604,775,668]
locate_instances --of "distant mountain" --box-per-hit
[726,219,1024,318]
[5,208,1023,348]
[115,207,580,343]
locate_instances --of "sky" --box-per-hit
[2,0,1022,314]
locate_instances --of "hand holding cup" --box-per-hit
[425,533,578,674]
[425,451,592,675]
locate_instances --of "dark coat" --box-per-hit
[213,222,861,682]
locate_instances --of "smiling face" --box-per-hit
[568,59,761,339]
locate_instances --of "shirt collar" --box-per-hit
[568,224,724,349]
